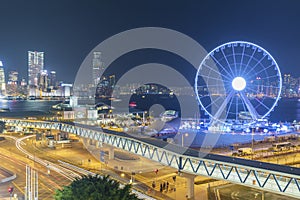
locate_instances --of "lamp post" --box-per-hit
[130,172,135,184]
[141,111,147,134]
[182,133,189,147]
[251,128,254,160]
[142,111,148,125]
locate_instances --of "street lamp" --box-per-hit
[130,172,135,184]
[181,133,189,147]
[142,111,148,125]
[252,127,258,160]
[251,128,254,160]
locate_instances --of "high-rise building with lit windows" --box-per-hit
[19,78,28,96]
[28,51,44,86]
[38,70,48,92]
[284,74,291,85]
[8,70,18,82]
[0,61,6,96]
[6,70,19,96]
[49,71,56,87]
[92,52,104,86]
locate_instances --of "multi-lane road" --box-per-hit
[0,134,155,200]
[0,135,81,200]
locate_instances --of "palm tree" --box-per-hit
[54,175,141,200]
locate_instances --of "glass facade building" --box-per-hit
[28,51,44,86]
[92,51,104,86]
[0,61,6,96]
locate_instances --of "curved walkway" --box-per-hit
[0,166,16,183]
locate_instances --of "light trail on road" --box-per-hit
[3,135,157,200]
[2,135,80,181]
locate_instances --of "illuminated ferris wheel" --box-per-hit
[195,41,282,125]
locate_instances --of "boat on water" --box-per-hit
[51,103,72,111]
[238,111,262,120]
[0,107,10,112]
[95,102,114,113]
[160,110,179,122]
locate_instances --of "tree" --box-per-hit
[0,121,5,133]
[54,175,141,200]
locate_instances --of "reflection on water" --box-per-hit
[269,98,300,122]
[0,100,62,112]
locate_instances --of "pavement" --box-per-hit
[79,139,227,200]
[210,183,299,200]
[33,137,213,200]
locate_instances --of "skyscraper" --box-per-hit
[7,70,18,96]
[284,74,291,85]
[19,78,28,96]
[28,51,44,86]
[92,52,104,86]
[8,70,18,82]
[0,61,6,96]
[38,70,48,92]
[49,71,56,87]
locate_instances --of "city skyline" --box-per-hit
[3,57,300,99]
[1,1,300,84]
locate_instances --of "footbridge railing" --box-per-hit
[3,119,300,198]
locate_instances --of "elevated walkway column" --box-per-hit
[108,146,114,160]
[180,172,196,200]
[96,141,103,148]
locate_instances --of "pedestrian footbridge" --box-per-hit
[3,119,300,199]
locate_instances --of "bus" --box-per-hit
[272,142,291,152]
[237,147,253,156]
[232,147,254,156]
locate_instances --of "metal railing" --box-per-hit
[3,119,300,198]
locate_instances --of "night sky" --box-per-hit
[0,0,300,83]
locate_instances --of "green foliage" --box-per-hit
[0,121,5,133]
[54,175,141,200]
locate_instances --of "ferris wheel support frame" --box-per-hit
[239,92,260,121]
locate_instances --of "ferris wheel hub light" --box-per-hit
[232,77,246,91]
